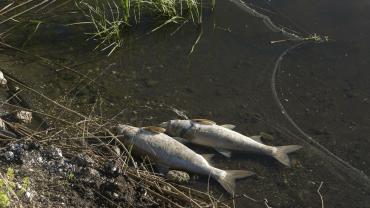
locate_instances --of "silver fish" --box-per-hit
[160,119,302,167]
[116,124,254,194]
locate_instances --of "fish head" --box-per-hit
[115,124,139,139]
[159,120,192,136]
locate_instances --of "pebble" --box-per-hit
[4,151,14,161]
[44,146,63,160]
[0,71,7,86]
[24,191,33,202]
[166,170,190,183]
[74,154,94,167]
[15,111,33,124]
[103,160,121,177]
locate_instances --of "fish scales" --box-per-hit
[116,124,254,194]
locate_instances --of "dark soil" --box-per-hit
[0,141,156,207]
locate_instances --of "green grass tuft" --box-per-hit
[74,0,205,55]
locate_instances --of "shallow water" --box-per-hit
[2,0,370,207]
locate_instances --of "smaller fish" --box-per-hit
[160,119,302,167]
[116,124,254,194]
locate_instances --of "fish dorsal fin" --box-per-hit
[143,126,166,134]
[221,124,236,130]
[215,148,232,158]
[250,135,263,143]
[192,118,216,125]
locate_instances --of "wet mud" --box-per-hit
[1,0,370,207]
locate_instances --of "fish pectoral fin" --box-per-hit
[142,126,166,134]
[201,154,215,161]
[173,137,190,144]
[250,135,263,143]
[259,132,274,141]
[220,124,236,129]
[192,118,216,125]
[214,148,232,158]
[155,164,170,174]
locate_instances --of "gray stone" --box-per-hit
[4,151,14,161]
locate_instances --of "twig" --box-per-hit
[264,198,272,208]
[189,25,203,54]
[317,181,324,208]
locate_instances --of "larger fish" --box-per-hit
[116,124,254,194]
[160,119,302,167]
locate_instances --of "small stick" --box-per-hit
[264,198,272,208]
[317,181,324,208]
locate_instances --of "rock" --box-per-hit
[9,143,24,155]
[0,118,5,130]
[0,71,7,87]
[43,146,63,160]
[24,191,33,202]
[102,160,121,178]
[4,151,14,161]
[166,170,190,183]
[87,167,100,178]
[74,154,95,167]
[0,141,155,207]
[15,111,33,124]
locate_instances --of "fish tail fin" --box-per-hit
[273,145,302,167]
[217,170,255,195]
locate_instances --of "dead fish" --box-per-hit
[116,124,254,194]
[160,119,302,167]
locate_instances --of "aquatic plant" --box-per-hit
[74,0,127,56]
[74,0,203,55]
[0,0,205,55]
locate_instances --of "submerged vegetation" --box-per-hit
[0,0,206,55]
[74,0,202,55]
[0,0,328,55]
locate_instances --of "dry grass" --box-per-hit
[0,66,232,207]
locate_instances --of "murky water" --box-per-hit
[2,0,370,207]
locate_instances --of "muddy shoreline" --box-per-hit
[1,0,370,207]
